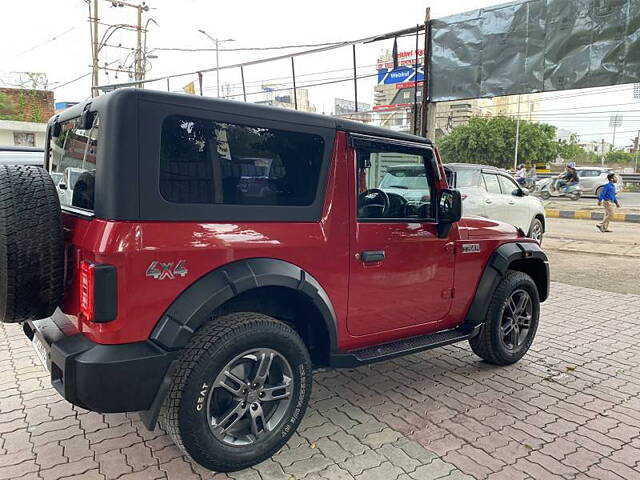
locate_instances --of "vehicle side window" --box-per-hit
[356,146,435,221]
[159,115,325,206]
[497,175,520,195]
[482,173,501,194]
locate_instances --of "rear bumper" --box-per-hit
[24,310,176,413]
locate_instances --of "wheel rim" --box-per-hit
[206,348,293,446]
[531,222,543,242]
[500,289,533,351]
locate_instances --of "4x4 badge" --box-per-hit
[146,260,188,280]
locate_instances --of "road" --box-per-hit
[544,217,640,295]
[543,191,640,209]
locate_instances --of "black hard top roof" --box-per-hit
[53,89,432,145]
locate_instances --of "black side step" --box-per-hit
[330,324,482,368]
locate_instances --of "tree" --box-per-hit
[606,150,634,165]
[557,133,584,160]
[437,116,558,169]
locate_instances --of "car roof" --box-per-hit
[55,89,433,146]
[575,166,605,170]
[444,163,504,173]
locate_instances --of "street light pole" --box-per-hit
[198,29,234,98]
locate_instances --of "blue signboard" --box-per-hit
[377,66,424,85]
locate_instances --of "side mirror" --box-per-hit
[437,188,462,238]
[58,182,67,190]
[520,188,529,196]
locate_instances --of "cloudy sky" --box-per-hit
[2,0,638,147]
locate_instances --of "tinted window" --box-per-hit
[160,116,325,206]
[497,175,520,195]
[454,169,481,188]
[358,147,435,220]
[49,116,98,211]
[482,173,501,194]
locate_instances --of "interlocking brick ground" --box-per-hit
[2,282,640,480]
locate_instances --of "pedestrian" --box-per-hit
[596,173,620,233]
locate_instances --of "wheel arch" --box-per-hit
[150,258,338,364]
[464,242,549,327]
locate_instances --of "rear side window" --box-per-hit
[49,116,98,211]
[454,169,480,188]
[482,173,501,194]
[159,115,325,206]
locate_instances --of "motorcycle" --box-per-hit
[535,178,582,201]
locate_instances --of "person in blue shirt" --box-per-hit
[596,173,620,232]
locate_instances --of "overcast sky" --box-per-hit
[2,0,638,147]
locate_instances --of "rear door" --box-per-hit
[497,174,530,230]
[481,172,507,223]
[347,136,454,336]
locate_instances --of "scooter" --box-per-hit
[535,178,582,201]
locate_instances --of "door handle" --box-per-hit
[485,199,493,204]
[361,250,385,263]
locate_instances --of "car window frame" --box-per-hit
[481,173,502,195]
[351,136,438,224]
[497,174,521,196]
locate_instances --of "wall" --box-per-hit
[0,88,55,123]
[0,120,47,148]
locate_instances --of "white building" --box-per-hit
[0,120,47,148]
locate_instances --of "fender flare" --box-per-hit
[150,257,338,352]
[464,242,549,326]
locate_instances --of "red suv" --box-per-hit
[0,90,549,472]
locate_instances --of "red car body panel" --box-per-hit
[60,130,533,353]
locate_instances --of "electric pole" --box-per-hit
[514,95,521,170]
[89,0,100,97]
[634,130,639,173]
[106,1,149,86]
[198,29,234,98]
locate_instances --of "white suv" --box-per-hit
[445,163,546,242]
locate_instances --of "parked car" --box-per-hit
[574,166,624,197]
[0,146,44,167]
[378,164,431,205]
[0,90,549,473]
[444,163,545,242]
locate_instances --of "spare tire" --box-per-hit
[0,165,64,323]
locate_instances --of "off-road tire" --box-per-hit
[0,165,64,323]
[469,271,540,365]
[159,312,312,472]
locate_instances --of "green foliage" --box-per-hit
[437,116,558,169]
[557,134,583,160]
[0,92,17,120]
[606,150,635,164]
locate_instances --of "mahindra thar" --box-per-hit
[0,89,549,472]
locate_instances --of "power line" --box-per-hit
[51,72,92,90]
[15,27,77,57]
[151,41,347,52]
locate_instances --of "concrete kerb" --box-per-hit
[545,209,640,223]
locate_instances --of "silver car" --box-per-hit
[575,167,624,197]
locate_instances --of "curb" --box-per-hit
[545,209,640,223]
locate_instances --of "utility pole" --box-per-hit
[514,95,521,170]
[634,130,639,173]
[601,138,605,166]
[106,1,149,86]
[198,30,234,98]
[89,0,99,97]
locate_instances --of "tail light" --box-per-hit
[79,261,117,323]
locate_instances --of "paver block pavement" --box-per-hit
[1,282,640,479]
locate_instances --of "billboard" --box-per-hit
[334,98,371,115]
[430,0,640,102]
[377,49,425,86]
